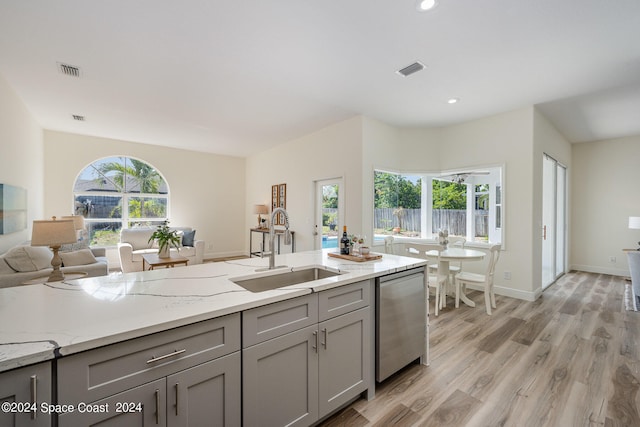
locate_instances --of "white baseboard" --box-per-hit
[570,264,629,277]
[461,283,540,302]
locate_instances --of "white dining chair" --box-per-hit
[406,243,447,316]
[384,236,396,254]
[428,236,466,285]
[454,244,501,315]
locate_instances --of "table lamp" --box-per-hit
[61,214,86,240]
[253,204,268,228]
[629,216,640,250]
[31,217,78,282]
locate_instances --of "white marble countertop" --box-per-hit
[0,249,426,373]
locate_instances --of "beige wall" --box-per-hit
[43,131,246,260]
[439,107,537,299]
[0,75,44,253]
[572,135,640,275]
[245,116,363,254]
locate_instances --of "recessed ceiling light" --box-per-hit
[447,98,459,104]
[416,0,438,12]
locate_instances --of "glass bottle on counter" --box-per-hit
[340,225,350,255]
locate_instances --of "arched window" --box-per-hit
[73,156,169,247]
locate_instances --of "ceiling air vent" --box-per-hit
[396,61,425,77]
[57,62,81,77]
[72,115,85,121]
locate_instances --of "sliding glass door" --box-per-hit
[542,154,567,289]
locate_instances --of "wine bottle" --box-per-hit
[340,226,350,255]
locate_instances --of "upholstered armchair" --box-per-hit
[117,227,204,273]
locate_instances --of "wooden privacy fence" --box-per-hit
[372,208,488,237]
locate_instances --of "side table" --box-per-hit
[142,253,189,270]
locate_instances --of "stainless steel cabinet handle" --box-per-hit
[321,328,327,349]
[155,389,160,424]
[175,383,179,415]
[30,375,37,420]
[146,349,186,364]
[312,330,318,353]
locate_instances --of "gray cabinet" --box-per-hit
[318,306,370,417]
[0,362,51,427]
[243,325,319,427]
[58,379,166,427]
[167,352,241,426]
[57,313,241,427]
[242,281,372,426]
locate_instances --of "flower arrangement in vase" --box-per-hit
[349,234,367,256]
[149,220,181,258]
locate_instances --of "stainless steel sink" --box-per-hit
[231,267,342,293]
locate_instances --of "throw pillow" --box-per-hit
[4,246,53,272]
[174,230,184,248]
[60,249,97,267]
[182,229,196,247]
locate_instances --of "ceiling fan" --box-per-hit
[440,171,490,184]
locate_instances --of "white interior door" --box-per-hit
[314,179,344,250]
[542,154,567,289]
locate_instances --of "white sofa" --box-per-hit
[0,245,109,289]
[117,227,204,273]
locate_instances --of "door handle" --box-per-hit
[175,383,179,415]
[146,349,186,364]
[543,225,547,240]
[30,375,37,420]
[155,389,160,424]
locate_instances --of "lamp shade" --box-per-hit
[253,204,269,215]
[629,217,640,230]
[61,215,85,230]
[31,219,77,246]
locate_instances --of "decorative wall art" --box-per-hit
[271,183,287,225]
[0,184,27,235]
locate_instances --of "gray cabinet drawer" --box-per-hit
[57,313,240,404]
[243,294,318,348]
[318,280,370,322]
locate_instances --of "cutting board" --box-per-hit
[327,252,383,262]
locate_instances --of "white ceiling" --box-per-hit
[1,0,639,157]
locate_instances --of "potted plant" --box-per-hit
[149,220,181,258]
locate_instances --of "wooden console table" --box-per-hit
[249,228,296,258]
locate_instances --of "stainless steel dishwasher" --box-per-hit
[376,267,426,382]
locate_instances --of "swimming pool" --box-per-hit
[322,236,337,249]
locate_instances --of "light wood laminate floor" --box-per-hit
[319,271,640,427]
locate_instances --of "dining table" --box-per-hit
[425,247,486,307]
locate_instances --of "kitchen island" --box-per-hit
[0,249,427,426]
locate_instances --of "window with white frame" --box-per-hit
[73,157,169,247]
[373,167,503,244]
